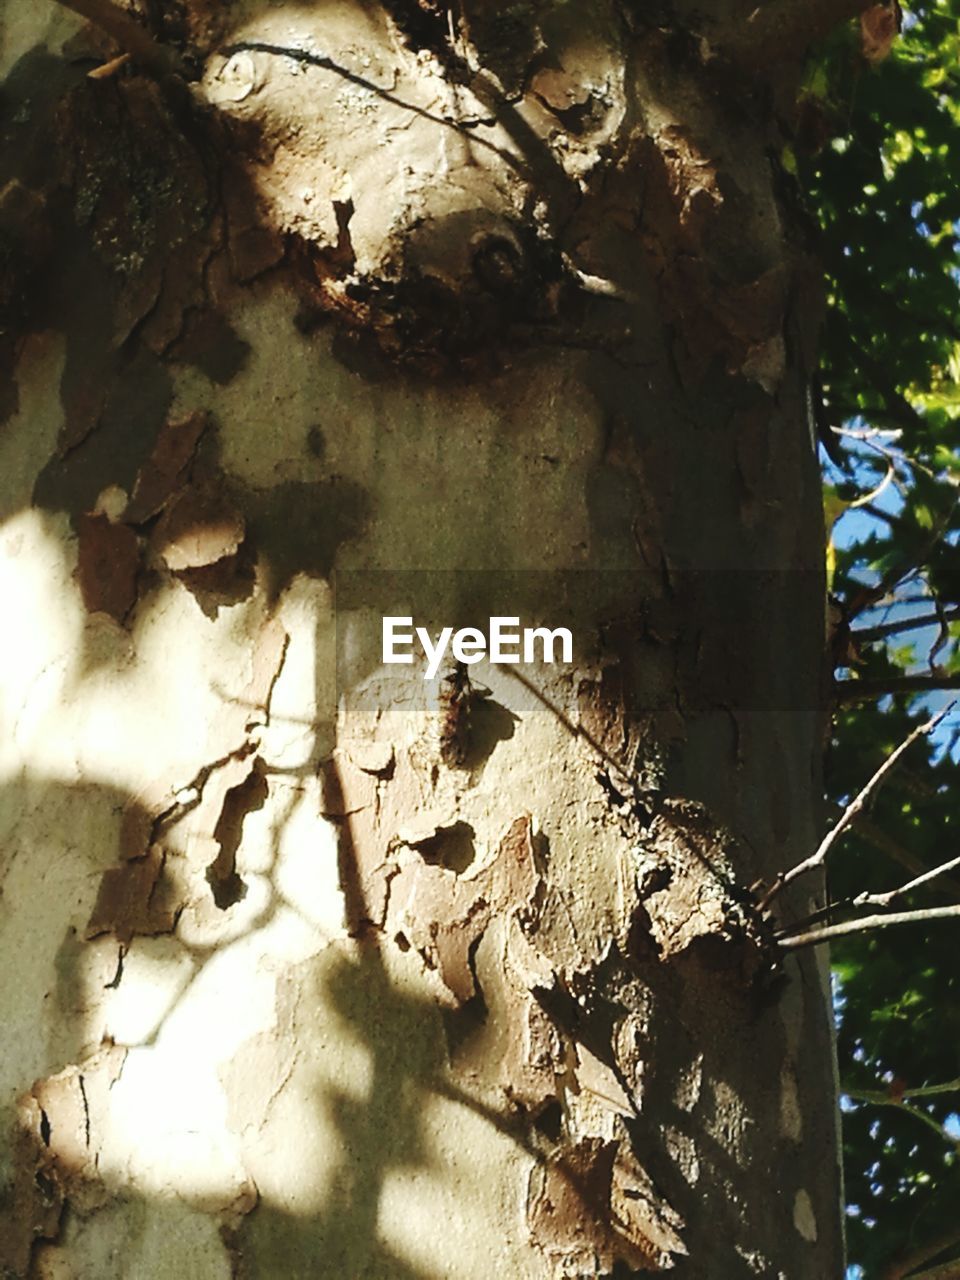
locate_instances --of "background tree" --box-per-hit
[801,4,960,1275]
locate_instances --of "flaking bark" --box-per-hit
[0,2,845,1276]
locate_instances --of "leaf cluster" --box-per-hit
[801,4,960,1273]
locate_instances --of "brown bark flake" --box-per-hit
[527,1136,679,1273]
[123,410,210,525]
[150,484,246,572]
[74,512,141,622]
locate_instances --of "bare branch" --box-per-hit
[780,851,960,939]
[856,606,960,644]
[882,1226,960,1280]
[50,0,191,79]
[901,1078,960,1099]
[848,810,960,898]
[928,596,952,671]
[843,1086,958,1144]
[849,1076,960,1102]
[778,903,960,950]
[852,853,960,911]
[897,1258,960,1280]
[835,348,960,622]
[846,487,959,621]
[834,425,904,442]
[836,675,960,703]
[760,705,952,909]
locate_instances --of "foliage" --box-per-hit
[801,2,960,1274]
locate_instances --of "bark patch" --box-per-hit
[74,512,140,622]
[527,1136,684,1273]
[0,1045,127,1274]
[389,815,542,1007]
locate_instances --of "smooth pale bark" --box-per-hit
[0,2,842,1276]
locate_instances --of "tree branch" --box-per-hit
[847,1075,960,1102]
[856,607,960,644]
[882,1226,960,1280]
[843,1086,957,1144]
[778,903,960,949]
[50,0,191,79]
[861,502,900,528]
[836,675,960,703]
[846,490,959,622]
[897,1258,960,1280]
[760,705,950,909]
[900,1078,960,1099]
[846,810,960,899]
[781,851,960,939]
[852,852,960,910]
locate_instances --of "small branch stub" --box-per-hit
[51,0,192,80]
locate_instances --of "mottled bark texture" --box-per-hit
[0,2,843,1276]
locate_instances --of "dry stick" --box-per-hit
[842,1077,960,1104]
[851,810,960,899]
[843,1086,957,1144]
[779,903,960,950]
[900,1078,960,1098]
[781,850,960,938]
[50,0,190,79]
[840,403,960,622]
[896,1257,960,1280]
[836,674,960,703]
[856,606,960,644]
[760,704,953,911]
[861,502,900,528]
[928,595,952,671]
[882,1227,960,1280]
[854,852,960,910]
[834,425,904,441]
[855,485,958,614]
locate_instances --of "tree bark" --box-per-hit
[0,2,843,1276]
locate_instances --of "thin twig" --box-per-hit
[929,595,952,671]
[828,457,897,517]
[836,675,960,703]
[856,606,960,644]
[834,425,904,441]
[853,853,960,911]
[50,0,191,79]
[846,484,960,621]
[843,1086,958,1144]
[778,903,960,950]
[837,358,960,620]
[848,810,960,899]
[782,850,960,936]
[847,1076,960,1101]
[780,805,960,919]
[900,1078,960,1099]
[760,705,952,909]
[861,502,900,528]
[897,1258,960,1280]
[882,1227,960,1280]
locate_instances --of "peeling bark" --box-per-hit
[0,1,844,1276]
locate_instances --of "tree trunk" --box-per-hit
[0,2,845,1276]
